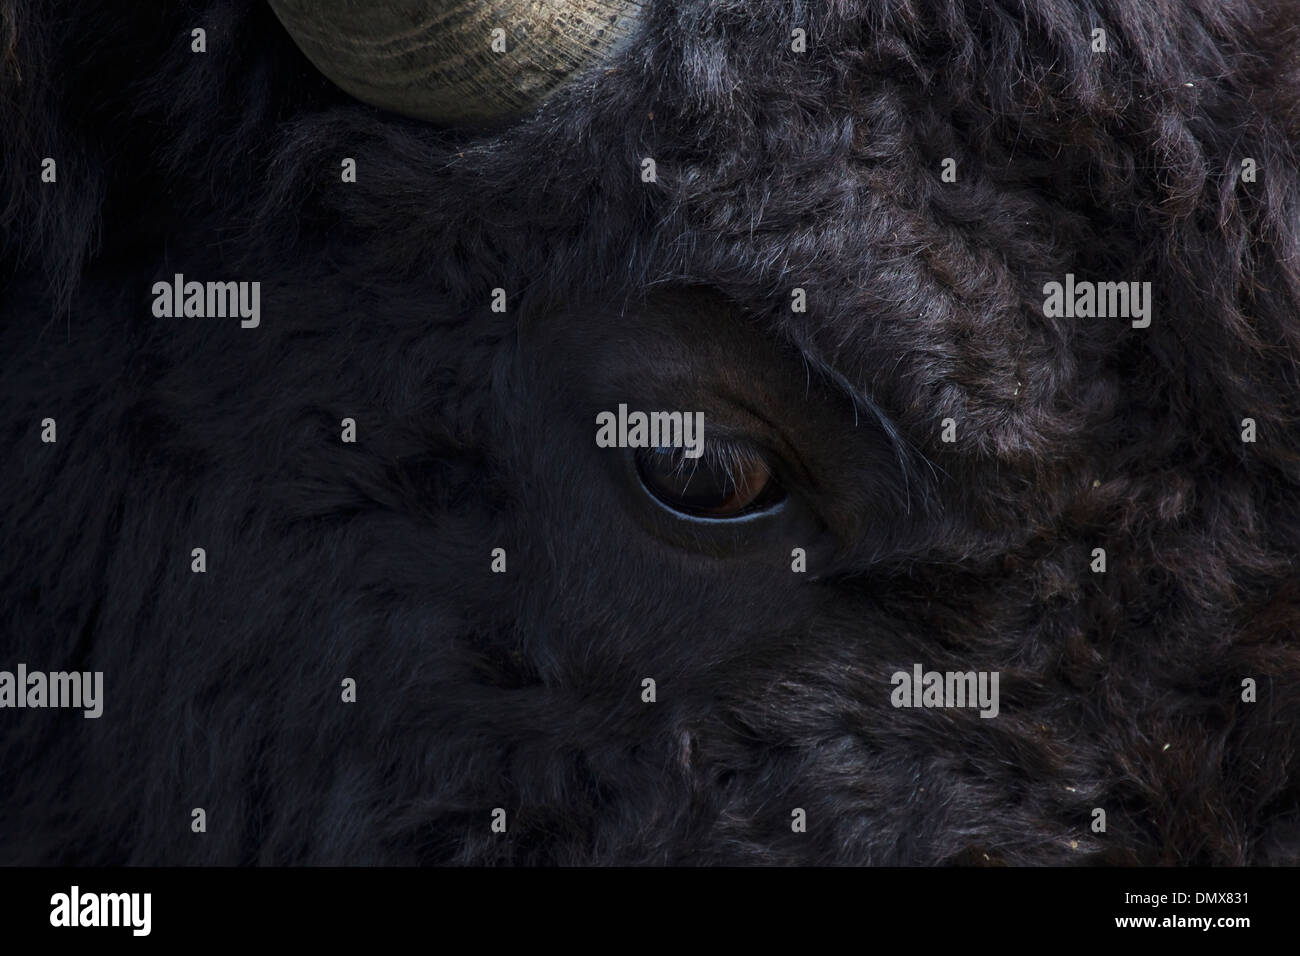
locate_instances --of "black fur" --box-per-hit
[2,0,1299,864]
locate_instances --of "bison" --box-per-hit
[2,0,1299,866]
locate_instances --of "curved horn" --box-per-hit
[267,0,646,125]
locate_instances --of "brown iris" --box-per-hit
[635,445,784,518]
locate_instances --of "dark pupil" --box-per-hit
[636,447,778,518]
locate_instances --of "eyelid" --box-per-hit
[709,389,818,494]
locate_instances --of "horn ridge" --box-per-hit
[268,0,646,125]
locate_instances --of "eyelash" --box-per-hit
[649,440,771,497]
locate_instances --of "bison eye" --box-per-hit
[634,444,785,519]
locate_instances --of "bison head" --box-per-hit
[1,0,1299,866]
